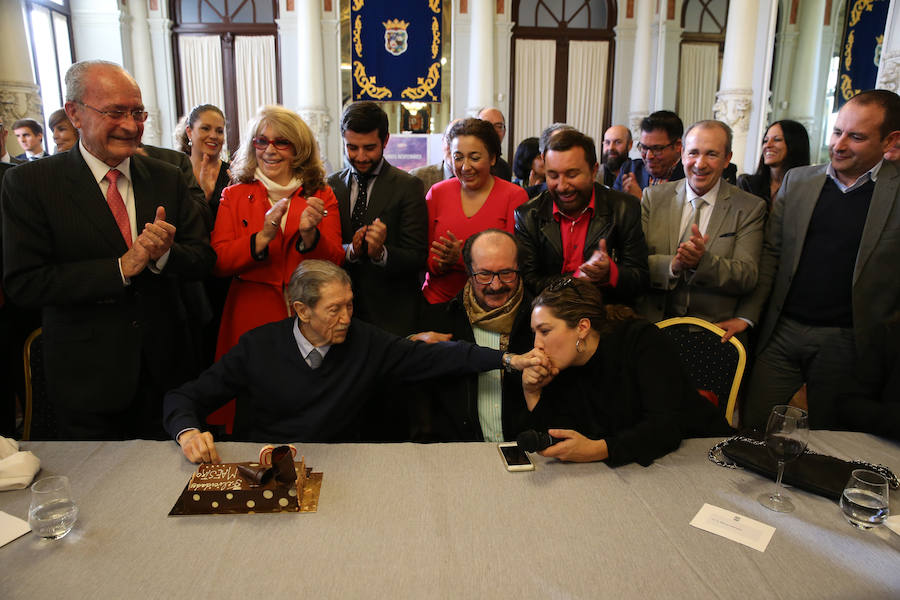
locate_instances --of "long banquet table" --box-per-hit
[1,432,899,599]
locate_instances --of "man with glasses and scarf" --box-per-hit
[410,229,533,441]
[1,60,214,440]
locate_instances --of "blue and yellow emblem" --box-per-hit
[834,0,889,110]
[351,0,442,102]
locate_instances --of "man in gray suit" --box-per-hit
[327,101,427,337]
[639,120,765,325]
[410,119,459,194]
[724,90,900,428]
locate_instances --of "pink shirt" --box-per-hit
[422,176,527,304]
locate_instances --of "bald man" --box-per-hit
[598,125,633,187]
[477,107,513,181]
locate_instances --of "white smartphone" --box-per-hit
[498,442,535,472]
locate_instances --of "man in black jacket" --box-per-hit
[412,229,533,441]
[514,129,649,306]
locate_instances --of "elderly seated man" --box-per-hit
[164,260,545,463]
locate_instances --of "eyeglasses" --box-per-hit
[78,102,148,123]
[637,141,676,156]
[252,136,294,151]
[470,269,519,285]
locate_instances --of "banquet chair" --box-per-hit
[22,327,57,441]
[655,317,746,427]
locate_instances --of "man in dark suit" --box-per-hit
[12,118,47,161]
[724,90,900,428]
[327,101,427,337]
[1,60,215,440]
[515,128,649,306]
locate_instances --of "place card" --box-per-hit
[0,510,30,547]
[690,503,775,552]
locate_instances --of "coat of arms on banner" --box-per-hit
[383,19,409,56]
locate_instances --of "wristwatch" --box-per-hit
[503,353,517,373]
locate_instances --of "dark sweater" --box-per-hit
[783,177,874,327]
[522,319,730,467]
[163,317,503,442]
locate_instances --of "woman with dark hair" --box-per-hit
[174,104,231,222]
[738,120,810,207]
[48,109,78,153]
[422,118,528,303]
[520,278,730,466]
[512,137,544,188]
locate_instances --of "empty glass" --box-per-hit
[840,469,890,529]
[758,405,809,513]
[28,476,78,539]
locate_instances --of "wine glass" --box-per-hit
[757,405,809,513]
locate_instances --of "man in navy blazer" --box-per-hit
[724,90,900,428]
[1,60,214,440]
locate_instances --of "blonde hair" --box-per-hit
[230,105,324,193]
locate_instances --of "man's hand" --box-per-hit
[178,430,220,464]
[256,198,289,254]
[137,206,176,261]
[365,218,387,260]
[408,331,453,344]
[121,241,151,278]
[430,230,462,273]
[621,173,642,199]
[510,348,554,373]
[673,224,709,271]
[197,153,220,201]
[715,318,750,342]
[539,429,608,462]
[575,239,611,283]
[520,349,558,410]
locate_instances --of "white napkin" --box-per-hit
[0,437,41,491]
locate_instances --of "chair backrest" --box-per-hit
[655,317,746,427]
[23,328,57,441]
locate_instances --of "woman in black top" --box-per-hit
[737,120,810,208]
[520,278,729,466]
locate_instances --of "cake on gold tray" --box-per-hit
[169,445,323,515]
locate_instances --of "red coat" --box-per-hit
[212,180,344,359]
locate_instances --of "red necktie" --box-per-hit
[105,169,132,247]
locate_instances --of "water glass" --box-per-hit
[28,476,78,540]
[840,469,890,530]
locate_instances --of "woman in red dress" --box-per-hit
[422,118,528,303]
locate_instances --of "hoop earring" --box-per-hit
[575,338,584,353]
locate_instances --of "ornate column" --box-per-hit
[612,20,636,126]
[627,0,652,140]
[127,0,161,145]
[714,1,757,170]
[295,0,330,161]
[467,0,494,115]
[786,0,826,143]
[0,0,42,156]
[147,2,178,149]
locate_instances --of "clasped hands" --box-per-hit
[671,224,709,275]
[121,206,175,278]
[351,218,387,261]
[430,230,462,273]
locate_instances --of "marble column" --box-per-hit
[0,0,42,156]
[295,0,330,161]
[713,1,757,171]
[786,0,826,142]
[627,0,652,141]
[612,20,636,127]
[127,0,161,145]
[466,0,494,115]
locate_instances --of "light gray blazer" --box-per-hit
[638,179,766,323]
[736,161,900,363]
[409,161,448,194]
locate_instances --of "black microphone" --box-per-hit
[516,430,563,452]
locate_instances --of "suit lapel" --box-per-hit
[366,160,393,221]
[704,181,732,242]
[669,180,687,250]
[130,154,158,232]
[333,169,353,237]
[854,162,899,283]
[788,169,827,277]
[66,146,129,253]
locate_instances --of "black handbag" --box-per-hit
[709,436,899,501]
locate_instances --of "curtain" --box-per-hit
[178,35,225,117]
[566,41,609,144]
[678,43,719,129]
[235,35,277,141]
[513,39,556,155]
